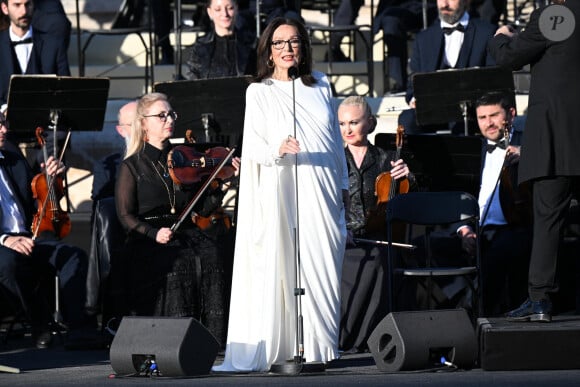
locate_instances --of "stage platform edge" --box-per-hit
[477,316,580,371]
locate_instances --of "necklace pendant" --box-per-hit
[171,207,176,214]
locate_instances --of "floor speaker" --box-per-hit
[367,309,477,372]
[110,316,219,376]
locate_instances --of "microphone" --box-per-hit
[288,66,299,80]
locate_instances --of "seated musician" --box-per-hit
[456,92,531,316]
[397,0,496,135]
[338,96,417,353]
[0,111,94,349]
[114,92,238,348]
[185,0,256,80]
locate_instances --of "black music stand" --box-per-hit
[5,75,109,339]
[6,75,110,142]
[375,133,483,196]
[413,67,514,136]
[154,76,250,150]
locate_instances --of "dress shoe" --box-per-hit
[35,329,53,349]
[506,298,552,322]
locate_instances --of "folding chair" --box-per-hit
[385,191,482,318]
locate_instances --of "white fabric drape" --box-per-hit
[213,72,348,372]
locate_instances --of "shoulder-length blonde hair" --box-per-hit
[124,92,169,159]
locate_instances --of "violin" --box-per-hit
[374,125,410,203]
[498,121,533,226]
[171,147,237,232]
[191,208,232,231]
[31,126,71,240]
[365,125,410,235]
[167,145,236,186]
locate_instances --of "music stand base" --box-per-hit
[269,358,326,375]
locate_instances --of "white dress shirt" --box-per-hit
[441,12,470,68]
[479,140,508,226]
[9,28,33,74]
[0,151,28,235]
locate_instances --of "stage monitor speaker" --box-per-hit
[110,316,219,377]
[367,309,477,372]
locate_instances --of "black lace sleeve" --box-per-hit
[115,160,158,240]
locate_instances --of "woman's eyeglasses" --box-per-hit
[143,110,178,122]
[271,38,302,50]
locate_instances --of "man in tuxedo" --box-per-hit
[0,0,70,107]
[0,111,93,349]
[398,0,496,134]
[489,0,580,322]
[457,92,532,316]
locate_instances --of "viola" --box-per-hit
[167,145,236,186]
[365,125,410,235]
[498,121,533,226]
[31,126,71,240]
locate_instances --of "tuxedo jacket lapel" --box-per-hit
[26,36,44,74]
[456,23,475,69]
[0,32,15,76]
[425,25,444,71]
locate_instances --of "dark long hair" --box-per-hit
[254,17,316,86]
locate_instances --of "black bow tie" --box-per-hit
[486,140,507,153]
[11,37,32,46]
[442,24,465,35]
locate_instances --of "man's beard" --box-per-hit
[14,17,31,29]
[438,5,466,24]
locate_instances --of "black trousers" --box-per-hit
[528,176,580,301]
[0,239,88,328]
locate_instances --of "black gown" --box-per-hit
[115,142,231,346]
[340,144,417,352]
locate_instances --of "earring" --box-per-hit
[267,58,274,68]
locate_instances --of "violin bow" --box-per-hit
[32,130,71,240]
[170,147,236,232]
[353,237,416,250]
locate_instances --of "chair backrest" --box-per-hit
[387,191,479,226]
[385,191,481,315]
[86,197,125,316]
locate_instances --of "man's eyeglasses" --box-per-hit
[143,110,178,122]
[271,38,302,50]
[0,119,6,128]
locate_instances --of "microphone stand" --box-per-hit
[269,67,325,375]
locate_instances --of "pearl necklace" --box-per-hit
[151,160,176,214]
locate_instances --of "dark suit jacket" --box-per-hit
[0,148,35,232]
[406,16,496,102]
[0,28,70,105]
[489,2,580,183]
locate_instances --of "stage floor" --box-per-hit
[2,333,580,386]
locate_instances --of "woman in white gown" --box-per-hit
[213,17,348,372]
